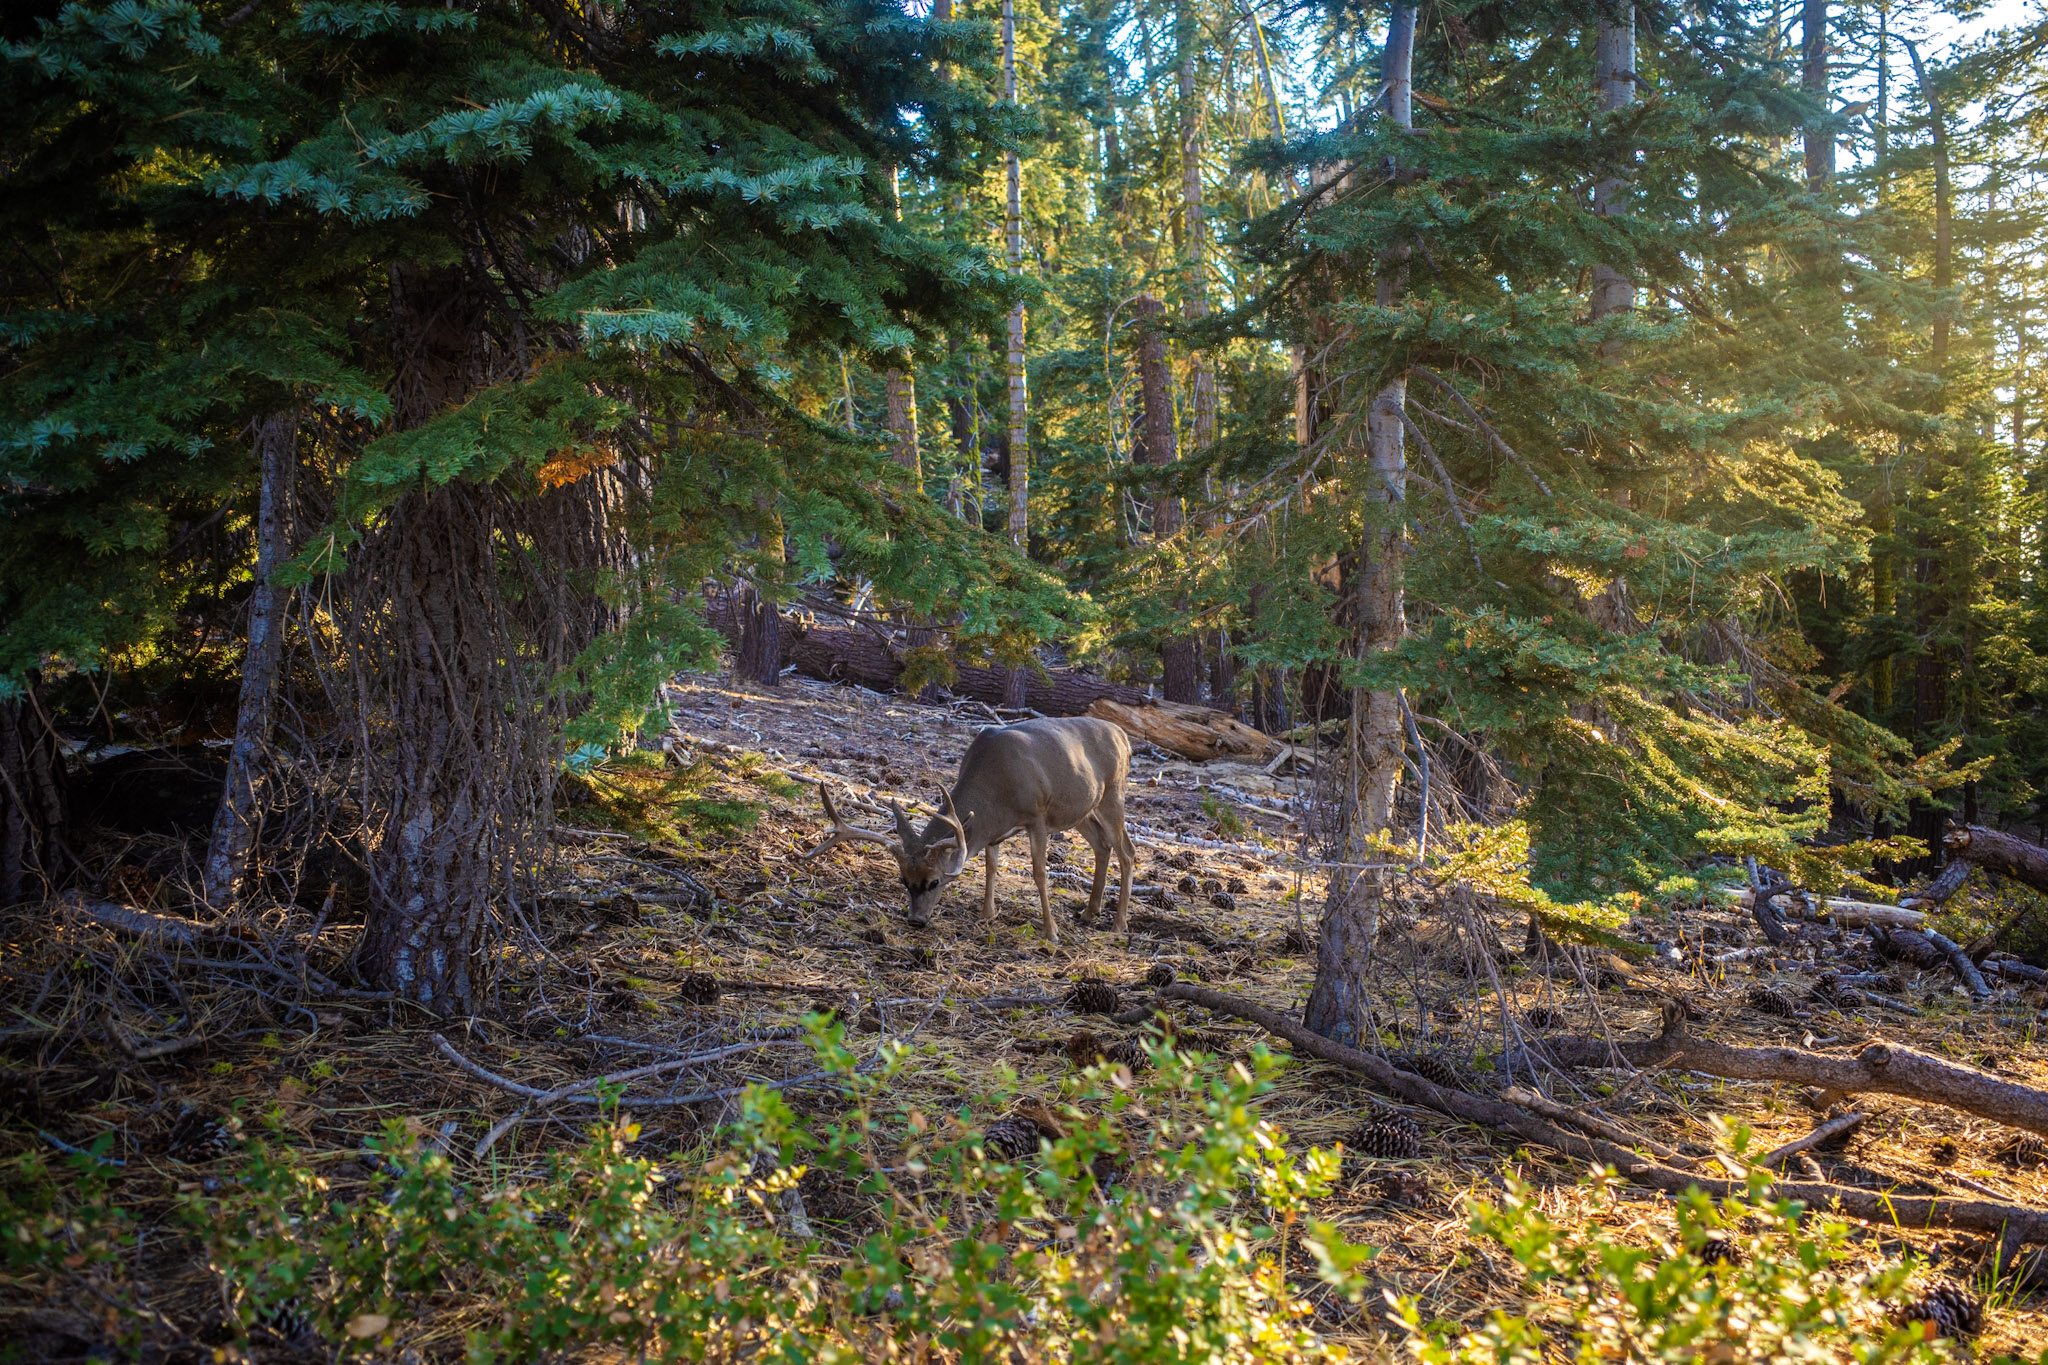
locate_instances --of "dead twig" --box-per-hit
[1755,1111,1865,1169]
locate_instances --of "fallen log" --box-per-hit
[1086,698,1282,763]
[1158,983,2048,1245]
[706,604,1152,716]
[1946,823,2048,895]
[1714,886,1925,929]
[1533,1007,2048,1137]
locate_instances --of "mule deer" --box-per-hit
[800,717,1136,944]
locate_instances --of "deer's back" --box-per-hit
[954,717,1129,833]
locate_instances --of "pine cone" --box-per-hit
[1397,1054,1462,1090]
[1694,1233,1744,1266]
[1996,1135,2048,1168]
[1748,985,1801,1018]
[1103,1039,1150,1072]
[1177,874,1200,895]
[1347,1112,1423,1160]
[1227,876,1247,894]
[255,1297,316,1344]
[981,1115,1044,1161]
[1063,1029,1105,1068]
[1201,877,1222,895]
[1066,980,1123,1016]
[1522,1006,1563,1030]
[600,891,640,925]
[166,1107,233,1163]
[1210,891,1236,910]
[1893,1280,1984,1341]
[677,972,722,1007]
[1144,962,1176,989]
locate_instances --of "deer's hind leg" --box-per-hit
[1078,816,1112,923]
[1097,797,1137,933]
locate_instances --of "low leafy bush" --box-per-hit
[195,1028,1371,1361]
[1395,1166,2046,1364]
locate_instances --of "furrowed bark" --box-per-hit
[1303,3,1413,1045]
[203,410,297,910]
[1133,294,1201,703]
[1162,983,2048,1244]
[1945,823,2048,895]
[1002,0,1028,556]
[1803,0,1833,188]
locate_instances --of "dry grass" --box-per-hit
[4,670,2047,1359]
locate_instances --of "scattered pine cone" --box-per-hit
[1172,851,1198,870]
[1103,1038,1150,1071]
[1144,886,1176,909]
[1996,1135,2048,1168]
[1280,926,1315,955]
[1930,1136,1959,1165]
[1373,1170,1428,1204]
[1063,1029,1105,1068]
[1892,1280,1984,1341]
[1201,877,1222,895]
[104,864,160,905]
[1144,962,1176,988]
[1210,891,1236,910]
[1397,1054,1462,1090]
[1748,985,1802,1018]
[1347,1112,1423,1160]
[981,1115,1044,1161]
[599,892,640,925]
[166,1107,234,1163]
[1693,1233,1745,1267]
[1177,874,1200,895]
[1226,876,1247,894]
[1066,979,1124,1015]
[1522,1006,1563,1030]
[677,972,722,1007]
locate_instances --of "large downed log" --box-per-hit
[1714,885,1926,928]
[707,604,1151,716]
[1533,1008,2048,1137]
[1086,698,1283,763]
[1158,983,2048,1244]
[1946,823,2048,894]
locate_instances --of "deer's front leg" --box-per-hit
[982,845,999,921]
[1028,827,1056,945]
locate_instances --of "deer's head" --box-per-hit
[802,783,968,927]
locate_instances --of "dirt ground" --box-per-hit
[6,668,2048,1358]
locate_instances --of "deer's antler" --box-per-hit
[799,782,898,859]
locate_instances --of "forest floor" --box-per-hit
[6,669,2048,1359]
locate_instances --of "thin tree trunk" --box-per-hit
[202,410,297,910]
[1001,0,1029,709]
[0,674,68,907]
[1802,0,1832,188]
[1003,0,1028,555]
[1590,8,1634,327]
[1134,295,1203,702]
[733,576,783,686]
[1303,3,1414,1046]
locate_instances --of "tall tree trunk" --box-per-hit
[1869,8,1894,716]
[341,263,614,1013]
[1590,7,1634,327]
[202,410,298,910]
[1134,295,1203,702]
[1802,0,1832,188]
[1303,3,1414,1046]
[0,674,68,907]
[1001,0,1029,709]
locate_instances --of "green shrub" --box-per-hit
[191,1028,1372,1361]
[1395,1167,2044,1364]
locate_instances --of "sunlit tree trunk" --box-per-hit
[1002,0,1029,707]
[1591,8,1635,327]
[1303,3,1414,1046]
[202,410,297,909]
[1134,295,1203,701]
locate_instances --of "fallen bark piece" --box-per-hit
[1086,698,1282,763]
[1946,823,2048,895]
[1157,983,2048,1245]
[1755,1111,1865,1169]
[1534,1007,2048,1138]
